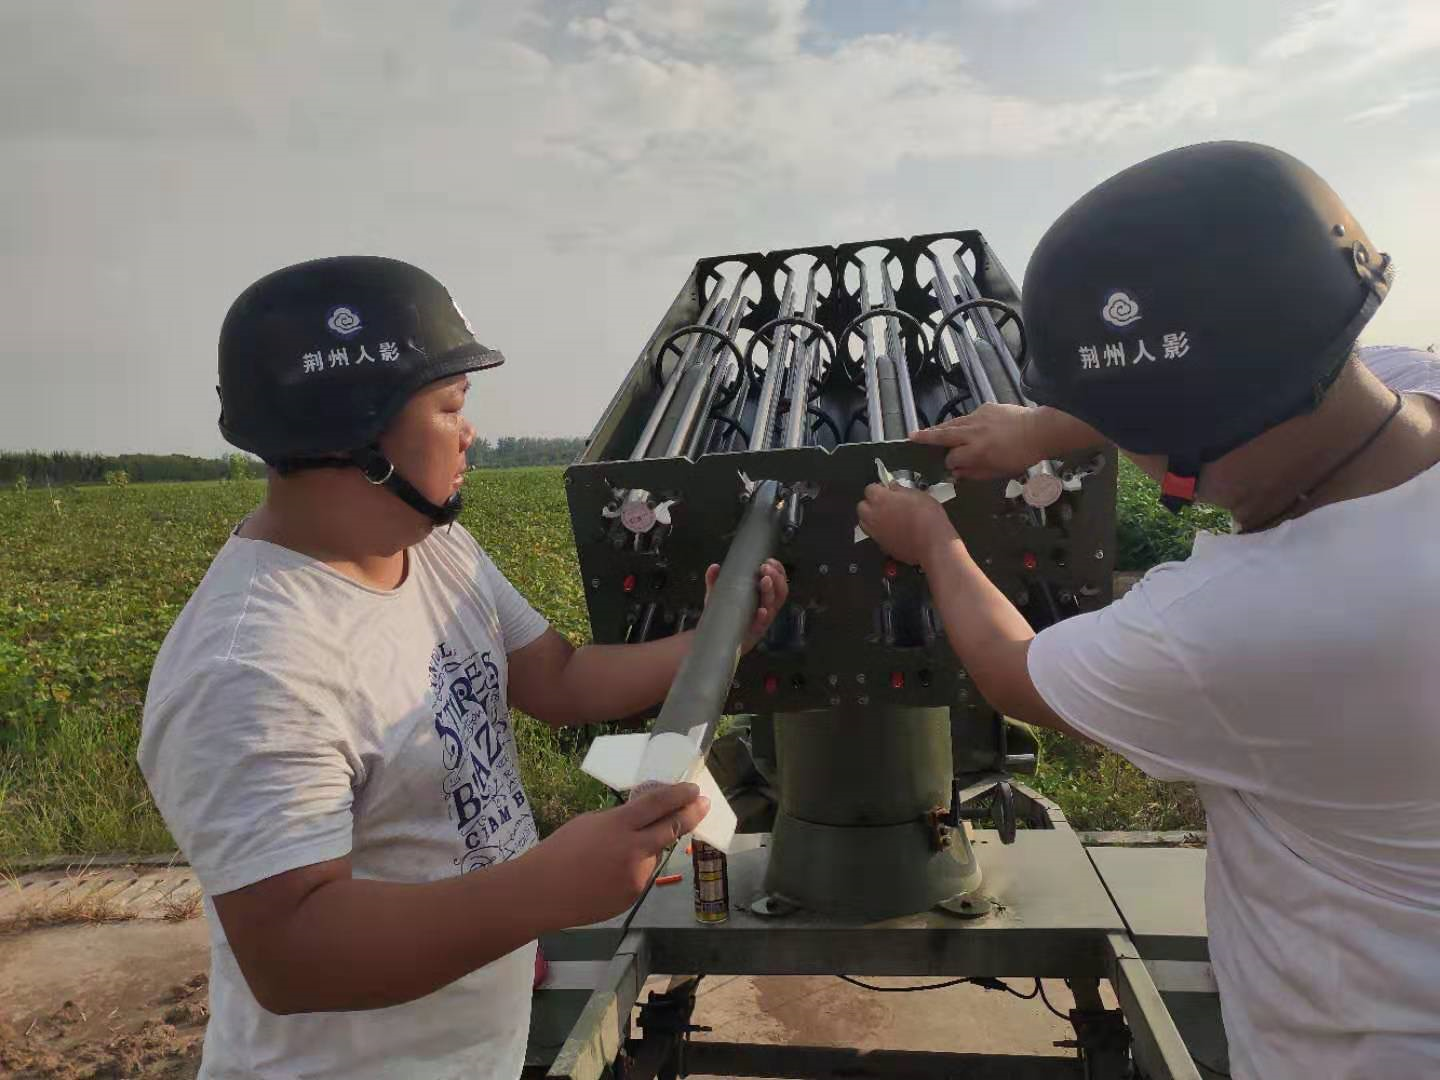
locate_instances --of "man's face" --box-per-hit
[379,375,476,508]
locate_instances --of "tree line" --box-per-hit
[2,438,587,487]
[0,451,264,486]
[466,436,586,469]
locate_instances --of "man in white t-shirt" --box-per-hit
[857,143,1440,1079]
[138,256,787,1079]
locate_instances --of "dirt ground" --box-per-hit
[0,867,1105,1078]
[0,868,210,1079]
[1,920,1092,1080]
[0,920,210,1079]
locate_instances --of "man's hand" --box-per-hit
[704,558,789,652]
[530,783,710,927]
[910,403,1040,480]
[856,483,960,566]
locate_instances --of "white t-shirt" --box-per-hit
[1029,346,1440,1080]
[139,523,550,1079]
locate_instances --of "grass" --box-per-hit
[0,462,1224,861]
[1115,457,1232,572]
[157,887,204,923]
[0,868,139,935]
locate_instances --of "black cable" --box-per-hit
[1242,387,1404,533]
[1037,980,1070,1020]
[996,978,1037,1001]
[843,408,870,443]
[808,407,842,447]
[936,397,966,424]
[704,413,750,452]
[839,974,1041,1001]
[839,975,972,993]
[616,836,685,939]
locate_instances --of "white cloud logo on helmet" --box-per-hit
[326,305,363,338]
[1101,291,1141,328]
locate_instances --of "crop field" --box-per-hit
[0,462,1227,862]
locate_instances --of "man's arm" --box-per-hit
[508,560,787,728]
[917,532,1088,742]
[508,627,698,727]
[855,483,1084,740]
[911,403,1105,480]
[211,784,708,1015]
[857,485,1240,786]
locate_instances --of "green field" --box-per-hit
[0,464,1224,862]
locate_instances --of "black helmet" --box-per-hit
[1020,141,1394,510]
[218,256,504,525]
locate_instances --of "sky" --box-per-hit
[2,0,1438,456]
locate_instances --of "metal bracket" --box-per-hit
[749,893,801,918]
[624,976,709,1080]
[935,891,995,919]
[951,776,1018,845]
[925,805,956,851]
[1055,985,1132,1074]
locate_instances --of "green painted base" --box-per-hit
[763,812,982,921]
[760,705,984,920]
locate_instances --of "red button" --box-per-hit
[884,560,899,579]
[1022,552,1039,571]
[764,674,779,694]
[891,671,905,689]
[622,574,637,593]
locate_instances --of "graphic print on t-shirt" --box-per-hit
[428,641,538,874]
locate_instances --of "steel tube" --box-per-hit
[683,291,753,459]
[953,254,1029,404]
[711,355,749,453]
[781,276,822,449]
[876,355,904,442]
[686,356,738,459]
[630,287,728,460]
[970,334,1024,407]
[927,251,996,406]
[881,269,921,435]
[854,260,887,440]
[948,275,1056,510]
[748,268,799,452]
[663,281,750,459]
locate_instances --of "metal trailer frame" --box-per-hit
[526,787,1227,1080]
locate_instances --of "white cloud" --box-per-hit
[5,0,1440,452]
[1260,0,1440,73]
[1346,89,1438,124]
[967,0,1045,10]
[1260,0,1346,61]
[1101,66,1163,88]
[593,0,809,61]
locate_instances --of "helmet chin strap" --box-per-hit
[1159,452,1202,514]
[353,446,462,527]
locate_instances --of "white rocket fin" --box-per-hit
[580,733,738,853]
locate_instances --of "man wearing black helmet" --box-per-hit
[138,256,786,1079]
[858,143,1440,1079]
